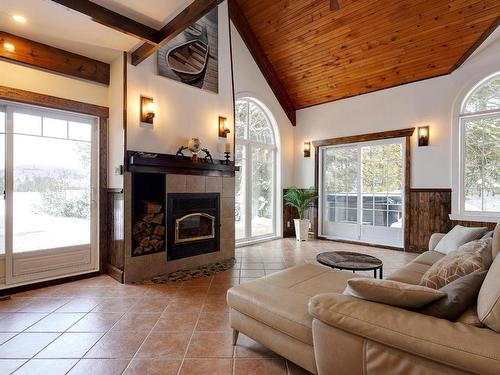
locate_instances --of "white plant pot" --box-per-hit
[294,219,310,241]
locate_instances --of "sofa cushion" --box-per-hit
[412,251,445,266]
[344,278,445,308]
[418,270,487,320]
[227,264,360,345]
[456,305,485,328]
[478,251,500,332]
[420,239,492,289]
[386,261,432,285]
[434,225,487,255]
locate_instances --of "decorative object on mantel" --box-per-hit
[136,152,157,159]
[201,148,213,163]
[418,126,430,147]
[284,186,318,241]
[218,116,230,138]
[223,142,231,165]
[188,137,201,162]
[175,146,188,158]
[133,258,236,284]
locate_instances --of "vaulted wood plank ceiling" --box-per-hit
[235,0,500,109]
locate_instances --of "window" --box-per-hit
[235,98,278,242]
[459,73,500,216]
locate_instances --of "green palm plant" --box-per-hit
[284,186,318,220]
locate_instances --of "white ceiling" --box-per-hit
[0,0,193,63]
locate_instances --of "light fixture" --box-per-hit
[3,42,15,52]
[304,142,311,157]
[218,116,230,138]
[140,96,155,124]
[418,126,430,147]
[12,15,26,23]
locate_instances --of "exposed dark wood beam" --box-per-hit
[0,32,110,85]
[131,0,223,66]
[228,0,296,126]
[50,0,159,44]
[330,0,340,11]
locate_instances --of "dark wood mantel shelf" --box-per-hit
[127,151,239,177]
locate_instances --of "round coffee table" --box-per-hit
[316,251,383,279]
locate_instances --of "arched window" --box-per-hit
[458,73,500,216]
[235,97,277,242]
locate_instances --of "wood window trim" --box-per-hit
[312,128,415,148]
[313,127,414,251]
[0,85,109,272]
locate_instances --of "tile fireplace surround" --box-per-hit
[124,172,236,283]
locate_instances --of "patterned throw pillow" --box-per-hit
[420,239,492,289]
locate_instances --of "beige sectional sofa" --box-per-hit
[227,225,500,375]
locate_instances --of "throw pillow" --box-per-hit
[420,239,492,290]
[477,250,500,333]
[434,225,487,255]
[344,278,446,309]
[418,271,487,320]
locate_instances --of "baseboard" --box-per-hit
[106,264,124,284]
[0,271,100,296]
[317,237,405,252]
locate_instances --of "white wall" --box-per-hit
[230,23,295,189]
[293,35,500,189]
[108,54,125,189]
[126,3,234,160]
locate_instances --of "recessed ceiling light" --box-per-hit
[3,43,15,52]
[12,15,26,23]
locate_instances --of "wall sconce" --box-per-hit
[304,142,311,157]
[140,96,155,124]
[418,126,430,147]
[218,116,230,138]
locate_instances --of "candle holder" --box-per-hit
[224,152,230,165]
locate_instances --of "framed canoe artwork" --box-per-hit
[157,8,218,93]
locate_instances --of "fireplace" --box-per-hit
[166,193,220,261]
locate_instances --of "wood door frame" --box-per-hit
[313,128,414,251]
[0,85,109,276]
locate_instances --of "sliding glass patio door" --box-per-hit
[1,102,99,284]
[319,138,405,248]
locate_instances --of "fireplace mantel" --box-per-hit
[127,151,239,177]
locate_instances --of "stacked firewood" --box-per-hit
[133,200,165,255]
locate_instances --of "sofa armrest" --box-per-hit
[309,293,500,375]
[428,233,446,251]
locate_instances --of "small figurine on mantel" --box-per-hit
[224,143,231,165]
[175,146,188,158]
[201,148,213,164]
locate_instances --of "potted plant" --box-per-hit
[284,186,317,241]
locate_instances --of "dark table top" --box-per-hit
[316,251,383,271]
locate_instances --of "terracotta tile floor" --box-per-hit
[0,238,416,374]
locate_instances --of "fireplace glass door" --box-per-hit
[175,213,215,244]
[1,102,99,284]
